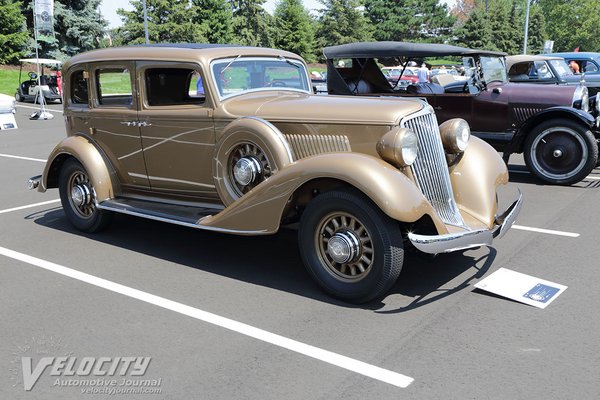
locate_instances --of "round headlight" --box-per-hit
[439,118,470,153]
[377,127,418,167]
[594,93,600,114]
[573,86,589,113]
[581,91,589,113]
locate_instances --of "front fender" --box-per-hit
[450,136,508,229]
[511,106,596,152]
[40,135,119,202]
[200,153,444,234]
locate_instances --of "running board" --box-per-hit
[97,198,268,235]
[98,198,217,228]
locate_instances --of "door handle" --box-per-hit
[120,121,136,127]
[137,121,151,127]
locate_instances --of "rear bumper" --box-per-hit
[408,190,523,254]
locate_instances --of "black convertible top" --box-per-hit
[323,41,506,59]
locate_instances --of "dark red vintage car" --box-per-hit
[323,42,600,185]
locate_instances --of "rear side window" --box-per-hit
[145,68,205,106]
[582,61,599,73]
[71,70,89,105]
[96,68,132,106]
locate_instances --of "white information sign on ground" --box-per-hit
[0,113,18,130]
[475,268,567,309]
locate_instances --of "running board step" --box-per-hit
[98,198,219,227]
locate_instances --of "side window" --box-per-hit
[145,68,205,106]
[582,61,599,73]
[71,70,89,105]
[96,67,132,107]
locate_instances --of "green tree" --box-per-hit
[231,0,272,46]
[454,4,492,50]
[364,0,455,43]
[273,0,315,62]
[0,0,29,63]
[54,0,108,56]
[539,0,600,52]
[314,0,373,57]
[192,0,233,44]
[526,6,546,54]
[117,0,201,45]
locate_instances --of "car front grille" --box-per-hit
[401,108,468,229]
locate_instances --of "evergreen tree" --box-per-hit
[192,0,233,44]
[526,5,546,54]
[454,4,492,50]
[117,0,201,45]
[273,0,315,62]
[231,0,272,47]
[364,0,455,43]
[0,0,29,63]
[54,0,108,56]
[315,0,373,58]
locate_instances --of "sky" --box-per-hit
[99,0,323,29]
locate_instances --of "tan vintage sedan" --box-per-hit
[29,44,522,303]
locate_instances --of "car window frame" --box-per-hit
[137,61,214,110]
[91,62,137,110]
[67,66,91,110]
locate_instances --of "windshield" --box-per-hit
[549,59,573,78]
[478,56,508,83]
[211,57,311,100]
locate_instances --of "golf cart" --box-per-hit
[15,58,63,104]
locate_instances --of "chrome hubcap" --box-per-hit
[553,149,563,158]
[327,231,361,264]
[229,142,272,197]
[233,156,263,186]
[67,171,95,219]
[316,212,374,282]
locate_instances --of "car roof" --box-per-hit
[544,52,600,59]
[505,54,563,69]
[63,44,303,71]
[323,41,506,59]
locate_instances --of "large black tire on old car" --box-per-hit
[298,188,404,303]
[59,158,112,233]
[524,118,598,185]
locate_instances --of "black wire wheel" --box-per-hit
[299,188,404,303]
[59,159,112,232]
[524,119,598,185]
[227,141,273,198]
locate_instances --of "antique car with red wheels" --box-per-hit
[28,44,522,303]
[323,42,600,185]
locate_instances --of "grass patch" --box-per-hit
[0,69,23,97]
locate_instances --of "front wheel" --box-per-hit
[59,159,112,232]
[298,188,404,303]
[524,119,598,185]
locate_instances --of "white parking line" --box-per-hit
[0,199,61,215]
[0,246,414,388]
[16,104,63,113]
[512,224,580,238]
[0,153,46,163]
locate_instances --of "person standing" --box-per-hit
[417,63,430,82]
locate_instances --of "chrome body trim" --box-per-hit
[408,191,523,254]
[401,107,467,229]
[28,175,42,190]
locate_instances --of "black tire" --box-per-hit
[59,159,112,233]
[524,118,598,185]
[15,92,21,102]
[298,188,404,303]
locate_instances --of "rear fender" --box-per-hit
[200,152,445,234]
[40,135,119,202]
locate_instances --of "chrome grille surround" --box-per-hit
[284,134,351,160]
[401,107,468,229]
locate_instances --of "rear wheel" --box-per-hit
[59,159,112,232]
[15,92,21,102]
[524,119,598,185]
[298,188,404,303]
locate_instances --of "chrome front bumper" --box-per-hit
[408,190,523,254]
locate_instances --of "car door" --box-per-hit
[89,61,149,189]
[136,61,217,200]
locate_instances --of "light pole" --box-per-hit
[523,0,531,54]
[143,0,149,44]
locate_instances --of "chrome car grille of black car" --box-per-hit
[401,109,468,229]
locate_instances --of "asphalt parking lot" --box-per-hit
[1,104,599,399]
